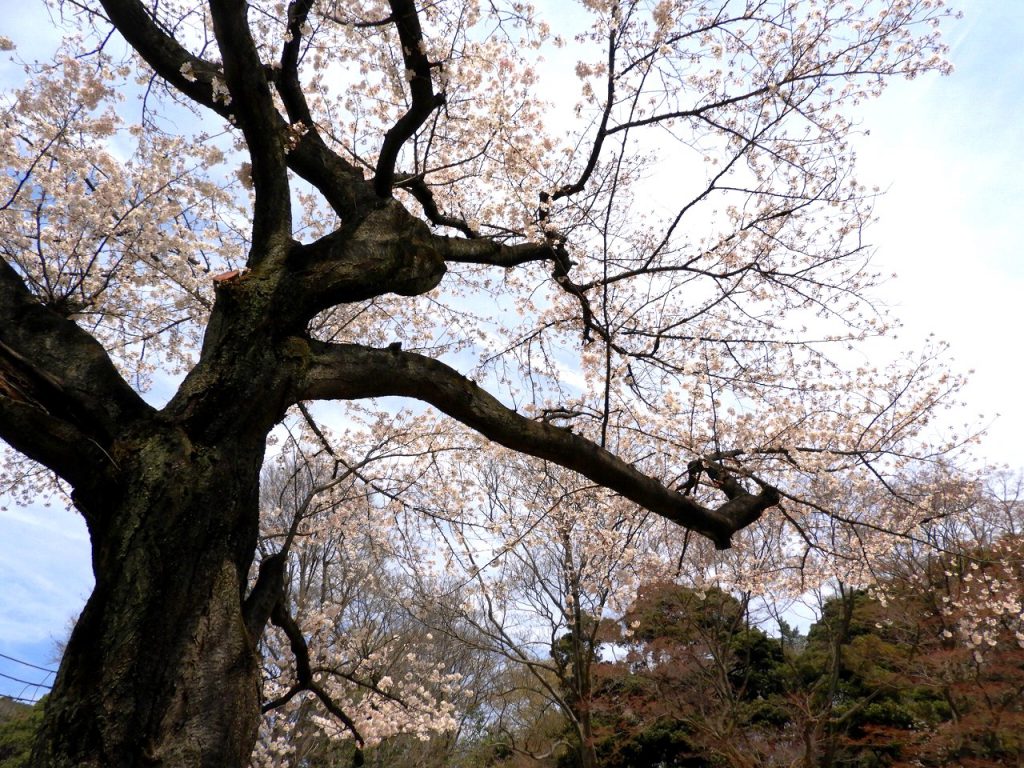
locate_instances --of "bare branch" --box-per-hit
[268,596,365,748]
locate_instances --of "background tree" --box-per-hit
[404,450,699,767]
[247,421,532,767]
[0,0,967,766]
[858,474,1024,768]
[568,474,1024,768]
[0,697,43,768]
[587,582,794,768]
[251,436,462,765]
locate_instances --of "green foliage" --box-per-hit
[727,626,790,701]
[550,557,1024,768]
[625,583,744,648]
[0,697,44,768]
[589,715,704,768]
[583,583,795,767]
[317,538,1024,768]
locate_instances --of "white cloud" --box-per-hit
[0,506,92,647]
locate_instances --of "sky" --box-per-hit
[857,4,1024,470]
[1,0,1022,701]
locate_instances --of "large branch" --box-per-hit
[276,0,317,127]
[437,235,598,338]
[297,342,779,549]
[395,173,479,237]
[208,0,292,251]
[99,0,377,219]
[271,0,384,216]
[0,259,150,446]
[0,397,117,509]
[374,0,446,196]
[289,198,447,313]
[438,237,568,269]
[97,0,239,120]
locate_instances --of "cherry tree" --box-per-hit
[0,0,967,765]
[251,427,469,765]
[398,453,676,766]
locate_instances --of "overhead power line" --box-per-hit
[0,651,57,674]
[0,694,38,705]
[0,653,55,702]
[0,670,52,689]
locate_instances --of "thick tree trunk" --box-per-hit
[32,424,267,768]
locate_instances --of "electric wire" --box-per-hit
[0,651,55,704]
